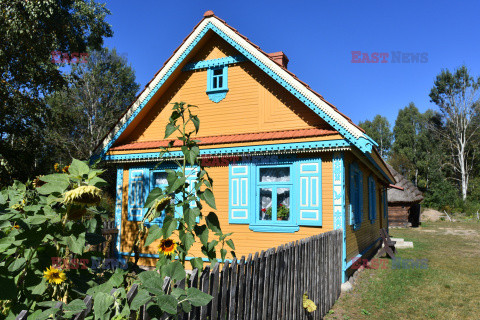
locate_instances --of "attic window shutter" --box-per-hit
[229,164,250,224]
[297,159,322,226]
[128,168,149,221]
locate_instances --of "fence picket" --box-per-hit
[220,261,230,320]
[244,254,253,320]
[236,256,246,319]
[228,259,238,320]
[199,266,211,319]
[16,230,344,320]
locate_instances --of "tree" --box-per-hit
[358,115,393,158]
[392,103,423,185]
[46,48,139,161]
[429,66,480,200]
[0,0,113,183]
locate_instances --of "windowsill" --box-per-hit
[206,89,229,103]
[249,224,299,233]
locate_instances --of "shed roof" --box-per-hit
[386,163,424,204]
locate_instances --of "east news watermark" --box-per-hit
[351,51,428,63]
[51,257,127,270]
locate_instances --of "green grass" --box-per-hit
[325,221,480,320]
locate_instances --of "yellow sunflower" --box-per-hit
[63,185,102,206]
[43,266,67,285]
[158,238,177,256]
[62,165,70,173]
[54,163,60,172]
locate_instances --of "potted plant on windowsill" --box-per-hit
[277,204,289,221]
[261,207,272,220]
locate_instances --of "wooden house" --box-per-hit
[386,164,423,227]
[93,11,395,282]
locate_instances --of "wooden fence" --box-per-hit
[16,229,343,320]
[91,220,118,258]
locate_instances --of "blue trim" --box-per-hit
[366,153,394,184]
[115,167,123,257]
[253,163,298,230]
[206,65,229,102]
[105,139,350,162]
[332,153,347,282]
[248,225,300,233]
[296,159,323,227]
[349,162,363,231]
[345,237,381,269]
[207,90,228,103]
[182,55,247,71]
[127,167,150,221]
[97,22,375,160]
[229,163,251,224]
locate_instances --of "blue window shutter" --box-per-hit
[297,159,322,226]
[229,164,250,224]
[128,168,149,221]
[368,176,376,222]
[357,170,364,224]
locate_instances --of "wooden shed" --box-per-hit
[93,11,395,282]
[386,164,424,227]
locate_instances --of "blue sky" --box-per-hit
[103,0,480,127]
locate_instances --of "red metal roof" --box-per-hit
[110,128,338,151]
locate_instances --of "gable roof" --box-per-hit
[386,163,424,204]
[93,11,376,159]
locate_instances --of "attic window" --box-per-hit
[207,66,228,103]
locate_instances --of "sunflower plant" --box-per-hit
[118,102,236,318]
[0,158,115,318]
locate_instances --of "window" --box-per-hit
[258,167,291,222]
[228,158,323,232]
[207,66,228,102]
[368,176,376,223]
[349,163,363,230]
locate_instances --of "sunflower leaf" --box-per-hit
[69,158,90,178]
[145,224,162,247]
[186,287,213,307]
[164,261,185,282]
[162,217,177,239]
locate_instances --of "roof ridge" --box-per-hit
[94,11,369,157]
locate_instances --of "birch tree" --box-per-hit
[358,115,393,158]
[46,48,139,162]
[429,66,480,200]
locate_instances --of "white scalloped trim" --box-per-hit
[98,17,363,153]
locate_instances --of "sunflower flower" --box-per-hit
[43,266,67,285]
[63,185,102,206]
[154,196,172,212]
[54,163,60,172]
[62,165,70,173]
[158,238,177,256]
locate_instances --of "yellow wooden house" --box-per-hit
[94,11,395,282]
